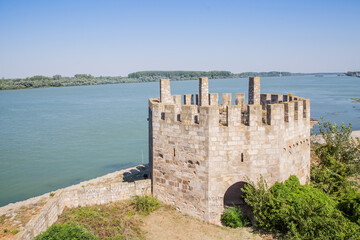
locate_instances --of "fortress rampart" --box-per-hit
[149,77,311,224]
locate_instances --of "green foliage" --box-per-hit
[311,155,351,196]
[221,206,250,228]
[34,223,98,240]
[0,75,137,90]
[314,117,360,176]
[337,187,360,224]
[74,74,94,79]
[311,118,360,225]
[0,71,295,90]
[132,195,160,215]
[128,70,292,81]
[58,201,144,239]
[243,175,360,239]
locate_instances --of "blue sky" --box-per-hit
[0,0,359,78]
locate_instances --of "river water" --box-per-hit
[0,75,359,206]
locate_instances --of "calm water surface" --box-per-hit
[0,75,359,206]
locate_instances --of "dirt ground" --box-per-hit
[141,206,272,240]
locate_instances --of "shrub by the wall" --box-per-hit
[243,175,359,239]
[34,223,98,240]
[221,206,250,228]
[132,195,160,215]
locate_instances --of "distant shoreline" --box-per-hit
[0,71,346,91]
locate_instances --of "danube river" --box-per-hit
[0,75,359,206]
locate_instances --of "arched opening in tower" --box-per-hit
[223,181,254,223]
[223,181,247,207]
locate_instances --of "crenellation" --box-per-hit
[209,93,219,106]
[149,76,312,225]
[282,95,288,102]
[173,95,182,106]
[222,93,232,106]
[181,105,198,125]
[247,104,262,127]
[284,102,294,123]
[303,99,310,119]
[226,105,241,127]
[160,79,172,103]
[271,94,283,103]
[199,77,209,106]
[235,93,245,112]
[261,93,271,109]
[267,104,285,126]
[294,100,303,121]
[184,94,193,105]
[164,104,177,123]
[248,77,260,104]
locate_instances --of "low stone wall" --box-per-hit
[0,165,151,240]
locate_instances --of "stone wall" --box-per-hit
[0,165,151,240]
[149,77,311,225]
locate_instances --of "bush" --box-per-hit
[243,176,359,239]
[315,117,360,175]
[132,195,160,215]
[35,223,98,240]
[311,118,360,224]
[337,187,360,225]
[311,155,351,196]
[221,206,250,228]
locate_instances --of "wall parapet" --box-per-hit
[0,165,151,240]
[149,95,310,129]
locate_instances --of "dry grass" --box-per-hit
[0,198,47,240]
[57,200,144,240]
[54,199,273,240]
[141,205,273,240]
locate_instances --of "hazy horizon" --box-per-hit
[1,0,359,78]
[0,70,347,80]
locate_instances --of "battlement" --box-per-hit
[149,77,310,129]
[149,76,312,225]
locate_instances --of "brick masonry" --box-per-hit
[149,77,311,225]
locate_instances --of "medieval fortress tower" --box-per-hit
[148,77,311,224]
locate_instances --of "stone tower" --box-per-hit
[148,77,311,224]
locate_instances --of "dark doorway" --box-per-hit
[223,181,247,206]
[223,181,255,224]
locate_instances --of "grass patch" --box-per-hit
[54,196,160,239]
[132,195,160,215]
[35,223,97,240]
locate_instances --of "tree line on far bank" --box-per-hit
[0,71,292,90]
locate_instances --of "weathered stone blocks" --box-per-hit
[149,76,311,225]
